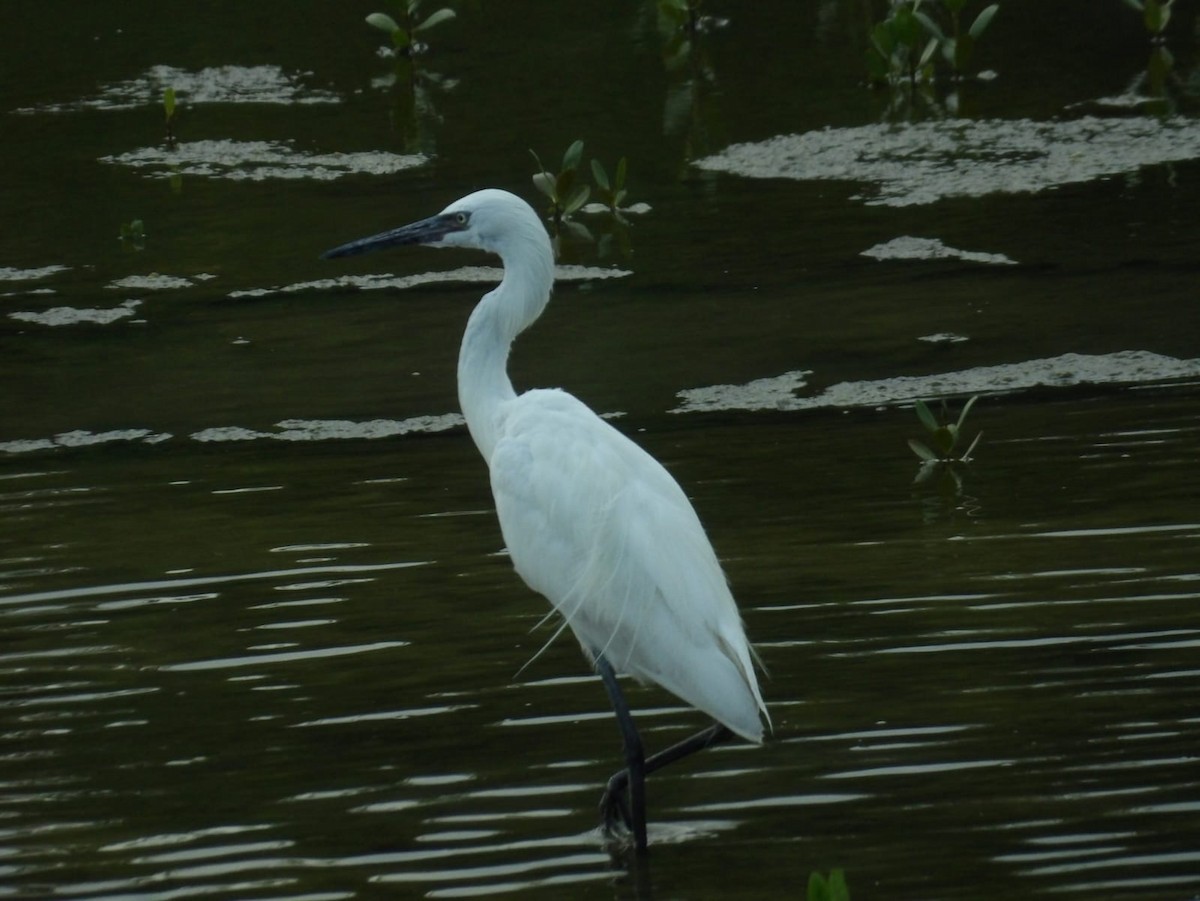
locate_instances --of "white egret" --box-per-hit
[322,189,768,851]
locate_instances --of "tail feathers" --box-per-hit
[653,635,768,745]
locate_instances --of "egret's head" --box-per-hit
[321,189,543,261]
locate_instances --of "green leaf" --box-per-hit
[956,395,979,431]
[564,218,593,242]
[913,10,945,42]
[366,12,401,34]
[870,21,896,57]
[532,171,556,200]
[590,158,610,192]
[942,0,968,14]
[828,868,850,901]
[659,0,689,25]
[933,425,955,457]
[909,439,938,463]
[913,459,941,485]
[807,872,830,901]
[563,183,591,215]
[120,219,146,243]
[562,139,585,172]
[892,8,923,47]
[1121,0,1144,11]
[662,36,692,72]
[613,188,627,208]
[968,4,1000,40]
[615,157,627,190]
[555,167,576,200]
[914,399,940,434]
[941,35,959,68]
[163,86,176,119]
[415,8,456,32]
[963,430,983,460]
[1145,0,1172,34]
[951,33,973,71]
[918,35,939,69]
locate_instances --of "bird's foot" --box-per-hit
[599,770,633,835]
[600,769,648,852]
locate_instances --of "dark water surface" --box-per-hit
[3,2,1199,899]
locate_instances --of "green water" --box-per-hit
[2,2,1199,898]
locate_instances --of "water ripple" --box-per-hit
[0,562,426,608]
[163,641,407,672]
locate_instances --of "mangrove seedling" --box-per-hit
[119,219,146,252]
[908,396,981,489]
[909,396,981,491]
[590,157,630,216]
[658,0,729,35]
[917,0,1000,77]
[531,140,590,225]
[656,0,729,73]
[807,869,850,901]
[367,0,456,56]
[163,87,177,148]
[910,395,982,465]
[531,142,641,257]
[1122,0,1174,38]
[866,1,939,86]
[658,0,702,35]
[868,1,999,84]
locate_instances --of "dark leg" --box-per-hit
[594,654,648,851]
[599,722,734,836]
[593,655,739,851]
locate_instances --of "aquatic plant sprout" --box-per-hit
[531,140,591,222]
[366,1,456,56]
[909,396,983,465]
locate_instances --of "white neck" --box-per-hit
[457,226,555,460]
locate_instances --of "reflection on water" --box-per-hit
[695,116,1200,206]
[100,140,426,183]
[861,236,1017,265]
[672,351,1200,414]
[13,64,341,114]
[2,390,1198,899]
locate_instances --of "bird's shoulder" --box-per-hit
[501,387,600,427]
[490,388,684,501]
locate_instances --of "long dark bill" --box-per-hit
[321,212,464,260]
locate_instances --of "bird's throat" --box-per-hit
[457,290,520,461]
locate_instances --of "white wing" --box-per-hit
[488,388,767,742]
